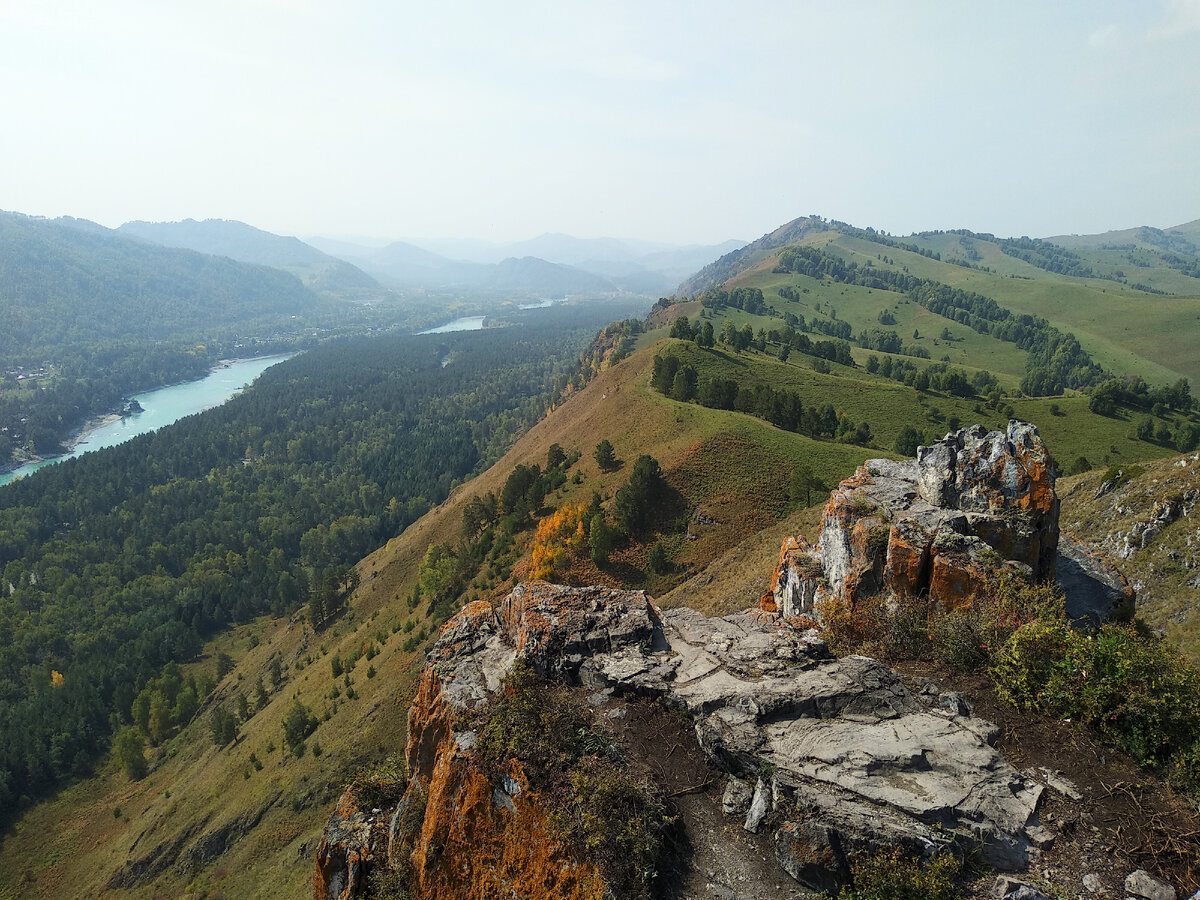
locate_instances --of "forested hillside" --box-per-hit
[0,303,637,818]
[117,218,382,298]
[0,212,344,467]
[0,213,326,358]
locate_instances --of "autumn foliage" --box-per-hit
[529,502,589,580]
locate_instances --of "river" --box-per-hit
[0,354,293,487]
[416,316,486,334]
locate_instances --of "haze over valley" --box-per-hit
[2,2,1200,898]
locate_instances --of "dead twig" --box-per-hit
[668,778,715,798]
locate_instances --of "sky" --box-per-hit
[1,0,1198,245]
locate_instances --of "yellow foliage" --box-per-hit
[50,670,64,688]
[530,503,589,580]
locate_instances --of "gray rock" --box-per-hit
[384,582,1047,894]
[1125,869,1177,900]
[1056,535,1135,627]
[993,875,1050,899]
[722,777,753,815]
[784,422,1061,617]
[939,690,974,716]
[1082,872,1106,894]
[743,778,771,833]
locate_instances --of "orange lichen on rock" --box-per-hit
[883,518,935,598]
[928,551,989,610]
[318,586,662,900]
[764,423,1061,621]
[313,788,375,900]
[404,738,605,900]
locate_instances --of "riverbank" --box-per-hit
[1,353,294,486]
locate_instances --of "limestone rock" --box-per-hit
[768,422,1064,618]
[1056,533,1135,627]
[993,876,1051,899]
[1125,869,1178,900]
[313,787,380,900]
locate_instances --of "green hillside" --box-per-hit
[0,213,328,359]
[684,217,1200,387]
[118,218,383,299]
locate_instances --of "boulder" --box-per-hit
[313,787,379,900]
[1056,533,1135,627]
[1125,869,1178,900]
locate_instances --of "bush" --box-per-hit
[820,575,1064,671]
[554,762,670,899]
[839,850,961,900]
[993,620,1200,772]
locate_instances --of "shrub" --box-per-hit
[993,620,1200,772]
[1170,739,1200,797]
[554,762,671,899]
[839,850,961,900]
[821,575,1065,671]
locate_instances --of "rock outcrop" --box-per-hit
[770,422,1062,618]
[317,581,1049,896]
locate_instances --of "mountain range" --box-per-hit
[308,232,746,294]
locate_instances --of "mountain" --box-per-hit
[678,215,828,294]
[1049,218,1200,254]
[309,239,624,295]
[117,218,382,298]
[6,208,1200,898]
[310,233,745,296]
[0,211,326,359]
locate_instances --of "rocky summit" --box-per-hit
[315,581,1049,898]
[766,421,1129,626]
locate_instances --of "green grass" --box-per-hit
[821,232,1200,386]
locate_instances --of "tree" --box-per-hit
[788,464,825,507]
[546,443,567,470]
[282,699,318,757]
[594,440,619,473]
[209,706,237,747]
[648,542,669,574]
[613,455,666,535]
[699,321,715,348]
[670,366,697,402]
[669,316,694,340]
[589,514,614,565]
[650,354,680,393]
[113,726,147,780]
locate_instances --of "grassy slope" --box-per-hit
[1058,451,1200,664]
[819,231,1200,386]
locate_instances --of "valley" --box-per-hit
[1,210,1199,899]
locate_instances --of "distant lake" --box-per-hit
[416,316,486,334]
[1,354,293,487]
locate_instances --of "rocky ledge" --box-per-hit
[316,581,1049,897]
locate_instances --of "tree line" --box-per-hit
[772,243,1106,395]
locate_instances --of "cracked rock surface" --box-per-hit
[316,582,1047,895]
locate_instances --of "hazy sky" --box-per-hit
[2,1,1198,245]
